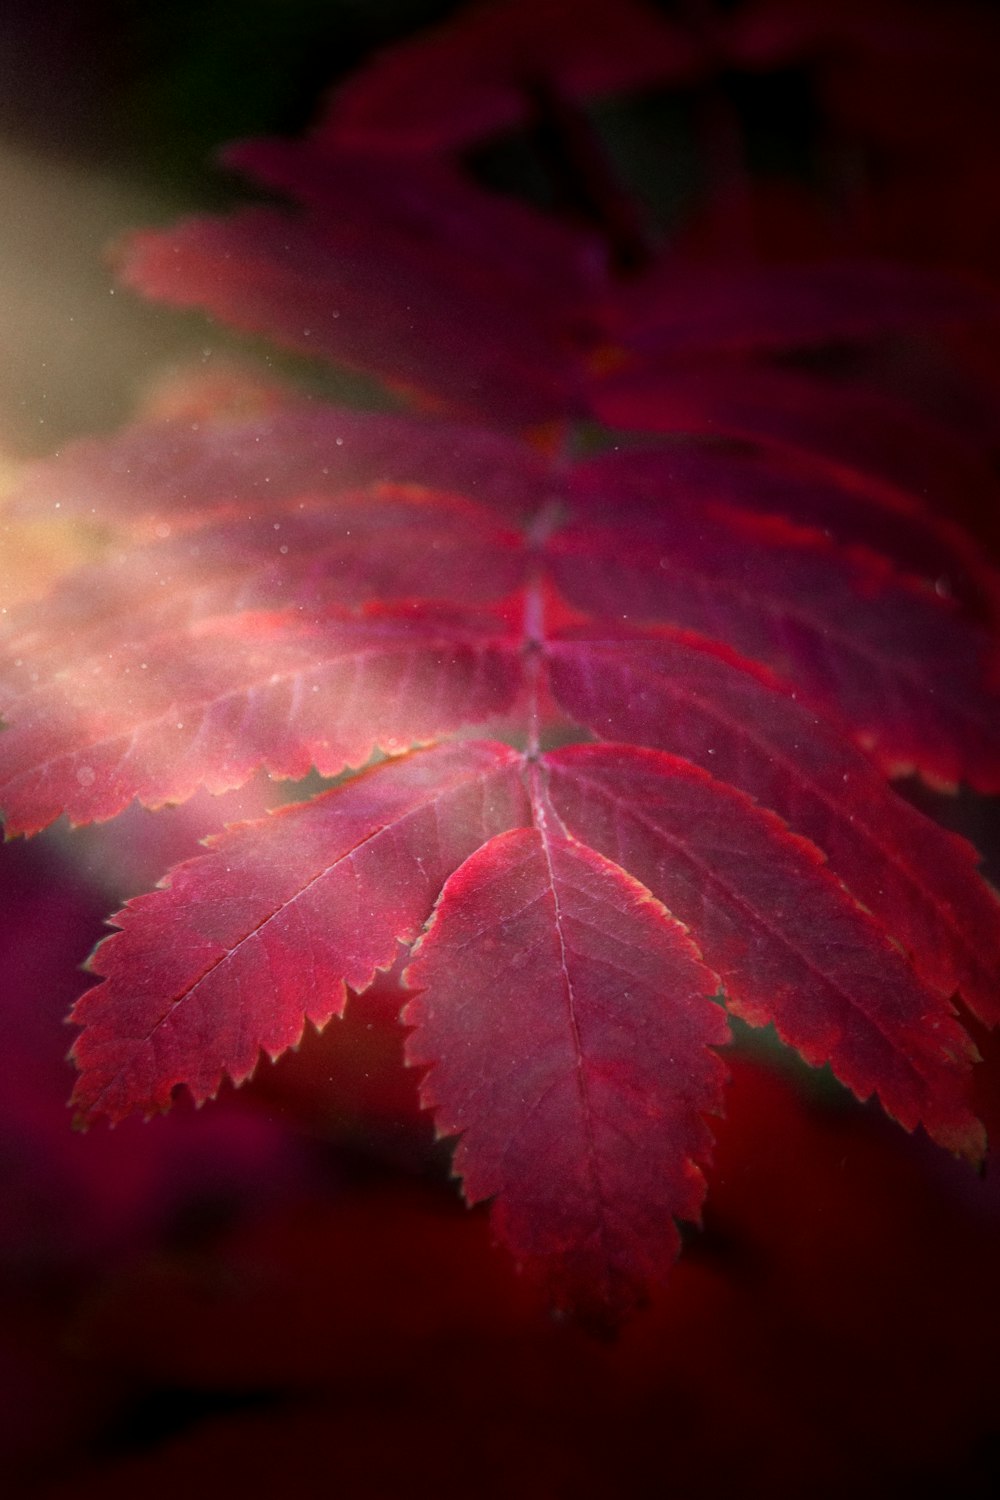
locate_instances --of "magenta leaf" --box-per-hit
[70,742,529,1123]
[404,819,727,1325]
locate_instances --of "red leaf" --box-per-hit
[591,364,1000,610]
[4,400,553,530]
[4,424,996,1324]
[7,410,997,829]
[15,389,987,1318]
[70,742,529,1124]
[547,629,1000,1028]
[404,820,727,1324]
[556,453,1000,790]
[119,152,602,424]
[543,744,983,1157]
[5,4,1000,1326]
[0,603,522,835]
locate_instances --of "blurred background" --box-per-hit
[0,0,463,453]
[2,2,1000,1496]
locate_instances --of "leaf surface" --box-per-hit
[70,742,529,1123]
[555,454,1000,789]
[120,154,600,424]
[592,359,1000,534]
[543,744,983,1157]
[586,377,1000,615]
[0,604,522,834]
[547,629,1000,1027]
[404,820,727,1324]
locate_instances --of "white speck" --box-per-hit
[279,544,288,554]
[76,766,95,787]
[155,522,171,539]
[335,438,343,446]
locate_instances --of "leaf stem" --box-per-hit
[523,578,546,759]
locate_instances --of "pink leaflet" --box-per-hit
[121,70,612,424]
[543,744,984,1159]
[0,403,539,688]
[546,628,1000,1028]
[592,360,1000,525]
[588,373,1000,615]
[0,605,523,835]
[5,402,555,530]
[404,822,726,1325]
[120,203,589,425]
[550,463,1000,791]
[0,494,528,679]
[70,741,530,1124]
